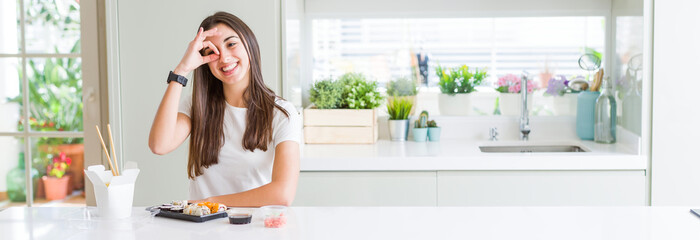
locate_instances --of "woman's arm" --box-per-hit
[148,85,191,155]
[195,141,301,207]
[148,27,221,155]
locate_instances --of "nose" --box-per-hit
[219,50,233,63]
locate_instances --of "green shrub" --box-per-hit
[387,97,413,120]
[386,76,418,97]
[309,78,343,109]
[436,64,488,95]
[338,73,383,109]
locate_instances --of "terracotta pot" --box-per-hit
[39,143,85,192]
[42,175,71,201]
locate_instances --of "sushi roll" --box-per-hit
[170,205,184,213]
[184,204,211,216]
[216,203,227,213]
[171,200,188,207]
[196,202,227,213]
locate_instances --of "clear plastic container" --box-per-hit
[260,205,287,228]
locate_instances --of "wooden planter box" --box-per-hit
[303,107,378,144]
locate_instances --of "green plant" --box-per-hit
[337,73,383,109]
[414,111,429,128]
[386,76,418,97]
[436,64,458,94]
[387,97,413,120]
[11,42,84,145]
[8,0,83,145]
[427,120,438,128]
[436,64,487,95]
[309,78,343,109]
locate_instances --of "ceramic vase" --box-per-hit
[438,93,471,116]
[412,128,428,142]
[427,127,441,142]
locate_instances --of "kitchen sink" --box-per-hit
[479,145,589,153]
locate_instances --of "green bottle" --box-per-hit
[6,152,39,202]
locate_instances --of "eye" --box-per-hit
[227,42,236,47]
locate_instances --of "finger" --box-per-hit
[202,41,220,55]
[199,28,220,39]
[202,53,220,63]
[194,27,203,40]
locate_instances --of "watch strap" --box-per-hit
[167,71,188,87]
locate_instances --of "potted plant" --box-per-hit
[545,75,578,116]
[427,120,441,142]
[412,111,429,142]
[42,152,72,200]
[386,76,418,115]
[304,73,384,144]
[386,97,413,141]
[495,73,536,116]
[437,64,487,115]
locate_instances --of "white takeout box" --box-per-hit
[84,162,140,219]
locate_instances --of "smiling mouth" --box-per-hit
[221,62,238,73]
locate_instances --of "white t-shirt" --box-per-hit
[178,96,301,200]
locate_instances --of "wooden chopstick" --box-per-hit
[95,125,117,176]
[107,124,120,176]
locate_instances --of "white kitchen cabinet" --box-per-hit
[437,170,646,206]
[293,171,437,206]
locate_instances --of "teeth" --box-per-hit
[223,63,237,72]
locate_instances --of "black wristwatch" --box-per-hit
[167,71,188,87]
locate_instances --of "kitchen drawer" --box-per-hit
[294,171,436,206]
[437,170,646,206]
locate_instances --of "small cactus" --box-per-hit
[418,111,428,128]
[427,120,438,128]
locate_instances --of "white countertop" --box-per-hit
[301,140,646,171]
[3,206,699,240]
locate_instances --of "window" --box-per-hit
[311,17,605,116]
[0,0,85,208]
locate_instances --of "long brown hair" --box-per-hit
[188,12,289,179]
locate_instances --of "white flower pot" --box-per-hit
[438,93,471,116]
[552,93,578,116]
[499,93,532,116]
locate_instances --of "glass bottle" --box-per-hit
[595,77,617,143]
[621,70,642,136]
[6,152,39,202]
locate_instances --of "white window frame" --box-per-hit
[0,0,103,207]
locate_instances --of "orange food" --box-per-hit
[196,202,224,213]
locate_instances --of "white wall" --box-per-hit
[651,0,700,205]
[113,0,281,205]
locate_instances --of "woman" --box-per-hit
[148,12,300,207]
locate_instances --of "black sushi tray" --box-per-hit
[145,206,228,223]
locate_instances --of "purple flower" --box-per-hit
[545,75,568,96]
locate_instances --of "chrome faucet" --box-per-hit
[489,127,499,141]
[520,72,530,141]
